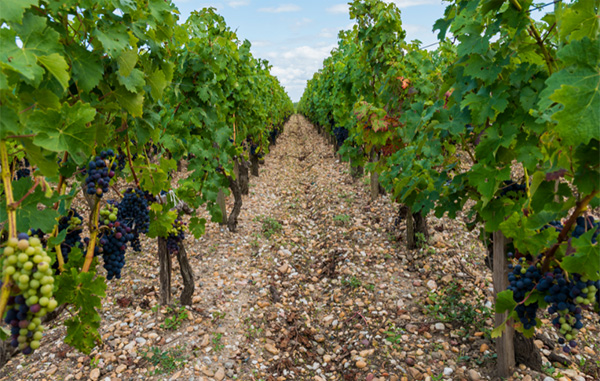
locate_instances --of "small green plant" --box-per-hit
[365,283,375,291]
[254,215,282,239]
[415,232,427,249]
[425,282,492,333]
[212,333,224,352]
[90,357,100,368]
[140,345,188,375]
[160,305,188,330]
[342,276,362,289]
[333,214,351,224]
[384,322,405,346]
[211,310,227,323]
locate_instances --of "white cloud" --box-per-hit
[326,4,349,14]
[227,0,249,7]
[386,0,441,8]
[258,4,301,13]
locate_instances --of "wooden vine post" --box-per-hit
[370,152,380,201]
[493,230,515,378]
[217,189,227,226]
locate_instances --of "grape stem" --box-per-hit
[0,140,18,321]
[125,133,140,187]
[82,198,101,273]
[540,190,599,273]
[9,177,41,209]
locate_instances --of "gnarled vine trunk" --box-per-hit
[237,159,249,195]
[401,206,429,250]
[157,237,172,305]
[227,175,243,232]
[175,242,195,306]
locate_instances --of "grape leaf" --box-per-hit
[0,0,37,24]
[37,53,70,91]
[31,101,96,160]
[561,229,600,281]
[495,290,516,314]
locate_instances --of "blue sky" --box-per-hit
[172,1,448,101]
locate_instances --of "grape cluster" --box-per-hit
[54,210,84,270]
[507,260,542,330]
[2,233,58,354]
[499,180,526,198]
[15,168,31,180]
[117,189,150,252]
[333,127,349,148]
[97,204,134,280]
[166,219,186,255]
[85,150,116,197]
[572,216,600,243]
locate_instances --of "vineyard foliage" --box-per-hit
[0,0,292,354]
[299,0,599,346]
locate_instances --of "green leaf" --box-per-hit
[31,101,97,159]
[21,138,60,176]
[189,217,207,238]
[115,87,144,117]
[561,229,600,281]
[0,0,37,24]
[117,49,138,78]
[0,14,61,84]
[540,38,600,146]
[491,321,506,339]
[148,209,177,238]
[0,177,59,233]
[91,23,130,57]
[495,290,517,314]
[37,53,70,91]
[558,0,600,42]
[117,68,145,92]
[47,229,67,248]
[147,68,167,100]
[67,45,103,93]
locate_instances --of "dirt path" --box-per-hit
[2,116,598,381]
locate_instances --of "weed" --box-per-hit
[212,333,224,352]
[254,215,282,239]
[211,310,227,323]
[365,283,375,291]
[425,282,492,333]
[90,357,100,368]
[160,305,188,330]
[333,214,351,224]
[140,345,188,375]
[383,322,405,346]
[341,276,362,289]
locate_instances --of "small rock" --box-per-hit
[543,377,555,381]
[356,360,367,369]
[405,357,415,366]
[278,263,289,274]
[467,369,481,380]
[426,280,437,290]
[522,376,533,381]
[214,368,225,381]
[265,343,279,355]
[314,334,325,343]
[407,367,423,380]
[434,323,445,331]
[479,343,489,352]
[135,337,147,345]
[323,355,332,363]
[224,361,235,369]
[116,364,127,374]
[443,367,453,376]
[406,324,419,333]
[90,369,100,381]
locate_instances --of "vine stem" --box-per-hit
[510,0,557,74]
[540,190,599,273]
[81,199,101,273]
[9,177,41,209]
[0,141,17,320]
[125,134,140,188]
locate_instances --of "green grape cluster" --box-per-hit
[2,234,58,354]
[100,203,119,226]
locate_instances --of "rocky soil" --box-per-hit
[1,115,598,381]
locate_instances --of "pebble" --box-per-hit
[443,367,453,376]
[214,367,225,381]
[356,360,367,368]
[426,280,437,290]
[135,337,147,345]
[265,343,279,355]
[89,368,100,381]
[434,323,445,331]
[479,343,489,352]
[543,377,555,381]
[467,369,481,380]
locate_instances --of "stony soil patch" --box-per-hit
[1,115,598,381]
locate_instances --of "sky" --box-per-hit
[172,1,449,102]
